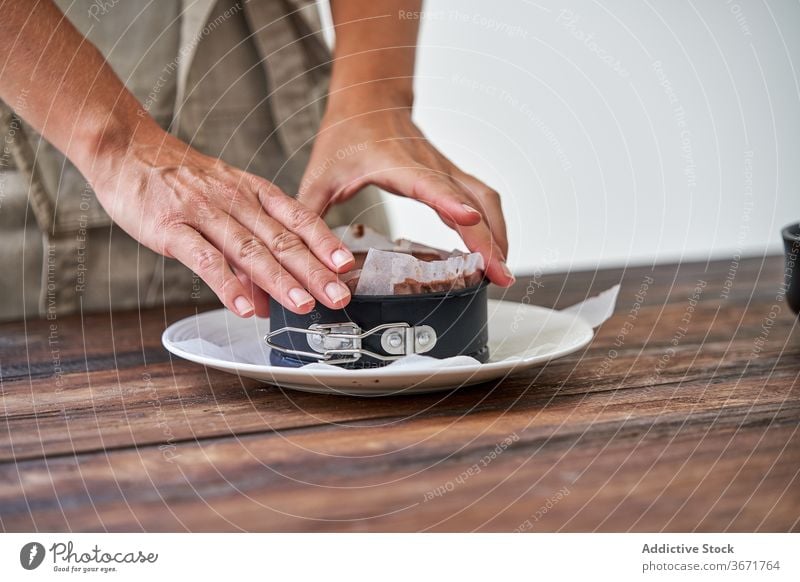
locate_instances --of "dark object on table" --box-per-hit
[267,281,490,368]
[783,222,800,315]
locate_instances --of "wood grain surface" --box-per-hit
[0,256,797,532]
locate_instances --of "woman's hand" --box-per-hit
[88,123,355,317]
[0,0,357,317]
[299,94,514,287]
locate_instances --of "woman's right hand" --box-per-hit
[86,123,355,317]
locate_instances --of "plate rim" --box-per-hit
[161,300,594,379]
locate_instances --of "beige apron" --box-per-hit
[0,0,387,322]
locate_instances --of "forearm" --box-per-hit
[327,0,421,112]
[0,0,159,179]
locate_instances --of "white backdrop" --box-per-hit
[322,1,800,273]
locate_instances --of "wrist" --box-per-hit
[73,105,165,188]
[325,79,414,119]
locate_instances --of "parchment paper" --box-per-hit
[333,225,484,295]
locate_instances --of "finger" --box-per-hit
[454,221,515,287]
[374,168,511,284]
[454,172,509,256]
[164,225,256,317]
[252,179,355,273]
[232,211,353,310]
[201,209,353,312]
[196,212,326,315]
[377,169,483,227]
[233,266,270,318]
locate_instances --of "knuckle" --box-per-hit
[207,188,236,210]
[229,189,246,206]
[305,264,333,282]
[192,247,219,275]
[187,193,213,214]
[284,203,319,231]
[210,180,240,200]
[191,196,220,226]
[266,267,291,291]
[413,173,449,199]
[235,234,268,262]
[217,274,239,298]
[256,182,286,208]
[481,188,502,205]
[270,230,305,256]
[155,210,188,232]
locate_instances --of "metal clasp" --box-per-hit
[380,325,437,356]
[265,322,437,366]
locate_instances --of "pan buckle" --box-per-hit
[380,325,437,356]
[265,322,437,365]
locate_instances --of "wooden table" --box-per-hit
[1,256,798,532]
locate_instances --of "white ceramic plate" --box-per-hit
[161,300,594,396]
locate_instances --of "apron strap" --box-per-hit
[243,0,329,157]
[0,101,86,315]
[0,102,56,235]
[172,0,217,135]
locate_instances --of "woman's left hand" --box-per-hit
[298,98,514,287]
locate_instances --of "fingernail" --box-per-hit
[325,281,351,304]
[233,296,255,316]
[289,287,315,308]
[501,262,516,284]
[462,203,481,216]
[331,248,355,269]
